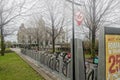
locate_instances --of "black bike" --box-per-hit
[87,64,98,80]
[62,56,71,76]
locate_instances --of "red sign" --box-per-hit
[75,11,83,26]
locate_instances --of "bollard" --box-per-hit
[31,50,34,59]
[52,56,56,70]
[39,52,42,64]
[38,52,41,64]
[34,50,36,60]
[59,54,63,80]
[36,52,39,62]
[45,53,48,65]
[30,50,32,58]
[35,51,37,61]
[45,54,49,66]
[93,65,98,80]
[67,60,71,78]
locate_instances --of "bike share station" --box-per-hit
[71,39,98,80]
[98,27,120,80]
[72,27,120,80]
[71,39,86,80]
[20,27,120,80]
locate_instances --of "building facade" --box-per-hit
[17,19,67,49]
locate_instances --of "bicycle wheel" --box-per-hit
[45,54,49,66]
[41,53,44,64]
[49,58,53,69]
[88,69,94,80]
[47,55,51,67]
[62,64,67,76]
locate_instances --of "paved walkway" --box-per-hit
[11,48,60,80]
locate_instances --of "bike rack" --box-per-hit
[21,48,88,80]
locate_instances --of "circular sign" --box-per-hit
[75,11,83,26]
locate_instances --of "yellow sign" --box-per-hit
[106,35,120,80]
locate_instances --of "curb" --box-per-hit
[12,49,59,80]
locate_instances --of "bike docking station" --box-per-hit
[98,27,120,80]
[71,39,86,80]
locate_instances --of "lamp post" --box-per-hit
[72,0,75,80]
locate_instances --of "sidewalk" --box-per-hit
[11,48,60,80]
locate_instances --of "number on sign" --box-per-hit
[109,55,120,73]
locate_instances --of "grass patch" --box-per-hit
[0,52,45,80]
[0,48,15,54]
[5,48,15,53]
[85,53,92,59]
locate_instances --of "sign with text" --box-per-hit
[106,35,120,80]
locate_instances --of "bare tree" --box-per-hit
[42,0,68,53]
[0,0,26,56]
[26,15,46,50]
[17,23,26,48]
[66,0,120,56]
[82,0,120,56]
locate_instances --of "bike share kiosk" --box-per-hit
[98,27,120,80]
[71,39,85,80]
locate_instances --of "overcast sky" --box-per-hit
[4,0,38,42]
[4,0,84,42]
[5,0,120,42]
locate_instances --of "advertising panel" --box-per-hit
[106,35,120,80]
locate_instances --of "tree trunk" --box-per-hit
[91,28,96,57]
[91,0,96,58]
[37,38,39,51]
[1,27,5,56]
[29,36,32,49]
[52,25,55,53]
[52,37,55,53]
